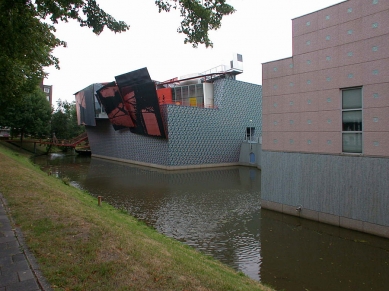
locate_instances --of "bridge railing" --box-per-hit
[46,132,88,147]
[68,132,88,146]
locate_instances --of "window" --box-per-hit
[173,84,205,107]
[44,87,50,93]
[246,127,255,141]
[342,87,362,153]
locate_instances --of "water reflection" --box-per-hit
[84,158,262,279]
[33,154,389,291]
[34,155,263,280]
[261,210,389,291]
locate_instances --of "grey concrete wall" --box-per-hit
[261,150,389,237]
[239,143,262,169]
[86,119,170,167]
[164,79,262,167]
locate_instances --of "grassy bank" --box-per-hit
[0,143,273,291]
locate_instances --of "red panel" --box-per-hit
[156,88,173,105]
[141,110,161,136]
[96,83,135,130]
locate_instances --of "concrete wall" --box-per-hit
[165,79,262,168]
[239,143,262,169]
[261,150,389,238]
[86,119,170,168]
[86,158,260,191]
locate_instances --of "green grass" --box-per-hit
[0,142,274,291]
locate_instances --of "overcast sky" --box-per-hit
[45,0,343,105]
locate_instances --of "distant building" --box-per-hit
[75,56,263,170]
[40,79,53,106]
[0,127,10,140]
[261,0,389,237]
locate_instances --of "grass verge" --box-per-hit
[0,143,274,291]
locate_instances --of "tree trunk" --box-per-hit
[20,128,24,149]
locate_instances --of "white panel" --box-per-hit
[203,83,214,108]
[232,53,243,71]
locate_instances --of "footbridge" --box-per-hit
[6,132,89,153]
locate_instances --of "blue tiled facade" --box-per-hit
[86,79,262,168]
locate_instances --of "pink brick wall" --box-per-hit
[318,25,340,50]
[361,35,389,63]
[282,131,301,152]
[319,110,341,132]
[262,57,293,80]
[262,0,389,157]
[299,111,319,132]
[339,63,364,87]
[317,4,340,30]
[318,132,342,154]
[294,51,319,74]
[363,83,389,109]
[340,0,363,22]
[299,132,319,153]
[339,19,363,44]
[300,92,319,112]
[364,132,389,156]
[364,107,389,132]
[365,0,389,14]
[317,47,339,70]
[362,10,389,38]
[292,12,318,37]
[292,31,319,55]
[318,89,340,111]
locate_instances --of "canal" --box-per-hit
[33,154,389,291]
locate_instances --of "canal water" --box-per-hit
[33,154,389,291]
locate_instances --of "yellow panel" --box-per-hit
[189,97,197,107]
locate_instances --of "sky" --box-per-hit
[45,0,344,105]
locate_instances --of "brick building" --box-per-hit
[40,79,53,106]
[261,0,389,237]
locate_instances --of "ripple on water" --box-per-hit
[31,155,389,291]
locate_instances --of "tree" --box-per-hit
[155,0,235,48]
[0,1,59,112]
[51,100,84,140]
[0,0,128,110]
[0,0,234,110]
[1,87,52,143]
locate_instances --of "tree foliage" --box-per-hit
[0,0,234,111]
[0,1,60,111]
[1,87,52,140]
[155,0,235,48]
[51,100,84,140]
[33,0,129,34]
[0,0,129,109]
